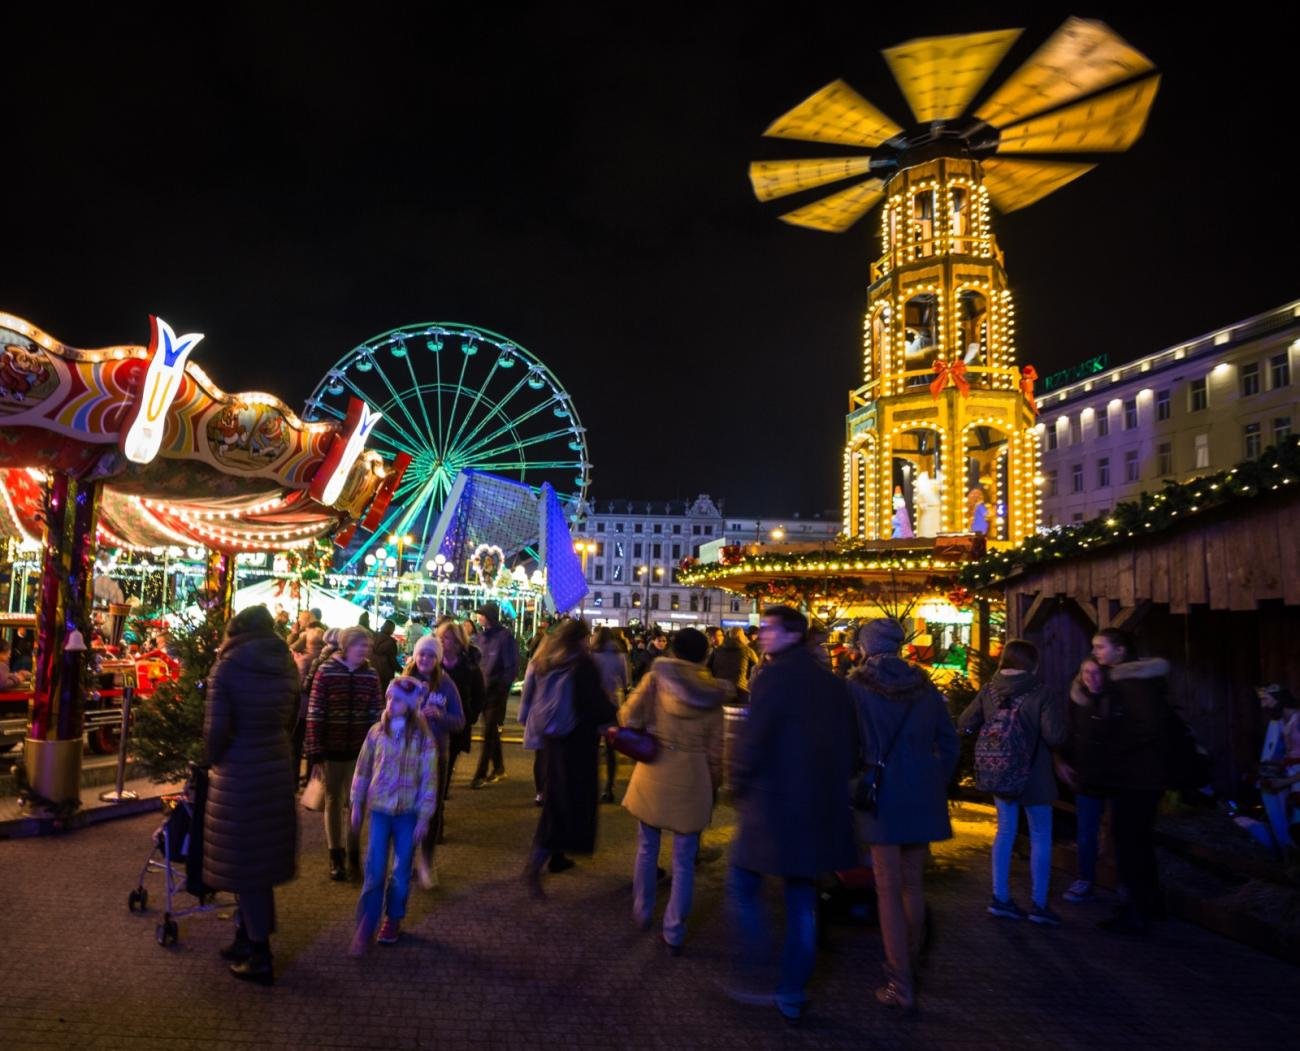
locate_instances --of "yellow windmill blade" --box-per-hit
[763,79,903,148]
[882,28,1022,123]
[996,75,1160,153]
[980,157,1096,212]
[748,156,876,202]
[777,178,885,232]
[976,17,1156,129]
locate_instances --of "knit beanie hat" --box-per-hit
[857,618,905,656]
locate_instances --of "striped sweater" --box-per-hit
[305,657,383,761]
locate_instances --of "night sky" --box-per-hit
[5,6,1294,518]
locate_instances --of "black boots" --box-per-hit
[348,847,362,882]
[229,941,273,985]
[219,923,254,962]
[329,848,347,882]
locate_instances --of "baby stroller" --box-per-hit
[127,763,235,946]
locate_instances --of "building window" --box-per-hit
[631,593,641,608]
[1123,398,1138,430]
[653,523,662,534]
[650,594,660,610]
[614,522,624,533]
[613,592,621,608]
[595,542,604,556]
[614,541,624,559]
[1241,362,1261,397]
[1071,463,1083,493]
[1046,425,1059,451]
[702,594,711,612]
[692,525,701,535]
[596,522,606,533]
[634,523,643,534]
[1071,416,1082,444]
[1124,449,1140,482]
[730,597,741,613]
[1194,433,1209,469]
[1156,389,1171,421]
[594,564,604,582]
[672,524,681,535]
[1072,512,1085,524]
[612,564,623,583]
[633,542,642,559]
[1157,441,1173,476]
[652,543,662,559]
[671,594,680,611]
[689,594,699,611]
[1244,422,1262,460]
[1097,410,1109,437]
[1271,351,1290,389]
[1190,377,1208,412]
[672,543,681,560]
[592,591,603,607]
[1046,470,1058,497]
[704,525,713,535]
[1274,416,1292,445]
[1096,457,1109,488]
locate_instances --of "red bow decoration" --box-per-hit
[929,359,970,399]
[1020,364,1039,416]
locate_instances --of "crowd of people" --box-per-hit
[192,596,1292,1025]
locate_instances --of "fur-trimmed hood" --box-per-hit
[1109,657,1169,681]
[849,654,935,703]
[650,657,733,716]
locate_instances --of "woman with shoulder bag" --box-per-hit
[848,619,959,1014]
[618,628,731,955]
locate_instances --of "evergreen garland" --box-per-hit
[129,607,226,783]
[959,435,1300,589]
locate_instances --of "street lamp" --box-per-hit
[426,554,453,617]
[771,525,786,542]
[364,549,387,625]
[389,533,414,574]
[574,540,597,620]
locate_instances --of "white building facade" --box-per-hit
[1039,300,1300,527]
[572,495,840,629]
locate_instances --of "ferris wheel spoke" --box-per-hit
[402,351,438,452]
[437,352,475,458]
[444,357,505,456]
[473,459,579,472]
[461,428,576,466]
[446,370,535,458]
[369,357,429,451]
[453,394,560,462]
[434,343,446,453]
[370,426,425,460]
[307,399,347,421]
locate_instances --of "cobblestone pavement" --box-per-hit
[4,747,1297,1049]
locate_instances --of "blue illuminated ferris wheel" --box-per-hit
[304,322,591,569]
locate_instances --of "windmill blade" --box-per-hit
[763,79,903,148]
[980,157,1096,212]
[996,75,1160,153]
[748,156,875,202]
[882,29,1022,123]
[976,17,1156,129]
[777,178,885,232]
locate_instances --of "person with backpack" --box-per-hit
[848,617,959,1015]
[959,638,1067,927]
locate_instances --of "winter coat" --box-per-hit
[619,657,730,834]
[850,656,960,845]
[405,664,465,756]
[1070,658,1170,794]
[531,656,617,854]
[370,632,400,688]
[443,652,485,754]
[958,671,1066,806]
[202,629,300,891]
[707,639,759,697]
[304,656,384,763]
[730,645,858,878]
[477,624,519,690]
[591,644,631,706]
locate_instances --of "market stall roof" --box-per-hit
[0,312,403,551]
[170,578,370,628]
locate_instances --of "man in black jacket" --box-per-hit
[472,602,519,788]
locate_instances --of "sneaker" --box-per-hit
[470,777,487,790]
[1062,879,1094,904]
[487,771,507,784]
[376,918,401,945]
[987,896,1027,920]
[1029,904,1062,927]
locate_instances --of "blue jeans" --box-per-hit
[728,865,817,1009]
[633,823,698,946]
[357,810,417,931]
[993,798,1053,908]
[1075,793,1104,883]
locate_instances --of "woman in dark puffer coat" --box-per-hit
[202,604,301,985]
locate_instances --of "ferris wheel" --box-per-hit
[303,322,591,569]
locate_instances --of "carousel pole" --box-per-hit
[205,548,237,622]
[24,471,102,809]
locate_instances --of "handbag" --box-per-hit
[852,700,914,814]
[300,767,327,811]
[606,724,658,763]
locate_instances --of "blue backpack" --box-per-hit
[974,692,1036,797]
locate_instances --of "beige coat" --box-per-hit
[619,658,730,834]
